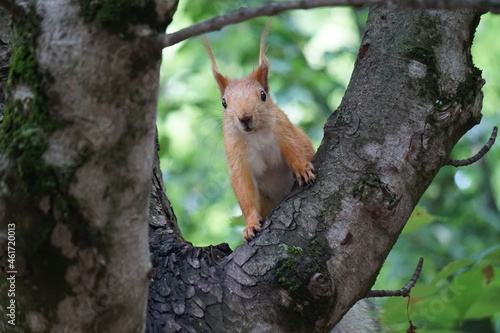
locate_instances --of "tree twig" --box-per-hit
[446,126,498,167]
[158,0,500,48]
[159,0,371,48]
[0,0,26,18]
[367,257,424,298]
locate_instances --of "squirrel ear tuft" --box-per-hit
[251,19,272,92]
[202,35,230,94]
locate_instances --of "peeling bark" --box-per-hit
[147,6,483,333]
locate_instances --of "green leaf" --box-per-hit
[402,205,444,234]
[465,285,500,319]
[409,293,460,327]
[474,244,500,264]
[431,259,475,286]
[449,266,487,319]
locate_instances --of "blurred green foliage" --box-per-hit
[158,2,500,331]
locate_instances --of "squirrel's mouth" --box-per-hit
[241,124,254,133]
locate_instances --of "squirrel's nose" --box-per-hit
[239,115,252,125]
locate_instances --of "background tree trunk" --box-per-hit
[0,6,10,115]
[0,1,485,333]
[0,1,176,331]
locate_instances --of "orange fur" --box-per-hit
[203,24,316,241]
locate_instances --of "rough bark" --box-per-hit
[0,5,10,115]
[147,6,483,333]
[0,0,177,331]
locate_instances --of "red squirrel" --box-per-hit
[203,25,316,241]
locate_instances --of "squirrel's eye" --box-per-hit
[222,98,227,109]
[260,91,266,102]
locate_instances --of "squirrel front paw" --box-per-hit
[243,215,262,241]
[295,161,315,186]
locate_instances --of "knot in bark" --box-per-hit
[308,273,334,299]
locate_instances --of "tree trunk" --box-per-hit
[0,2,483,333]
[0,6,10,115]
[147,6,483,333]
[0,1,177,331]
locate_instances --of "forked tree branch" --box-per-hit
[367,257,424,298]
[147,6,484,330]
[158,0,500,48]
[446,126,498,167]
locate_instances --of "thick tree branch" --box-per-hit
[148,6,484,332]
[158,0,498,48]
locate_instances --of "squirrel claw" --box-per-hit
[296,162,316,186]
[243,218,262,241]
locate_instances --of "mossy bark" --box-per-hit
[0,0,177,332]
[0,6,10,117]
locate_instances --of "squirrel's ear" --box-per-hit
[202,35,230,94]
[214,71,229,94]
[250,59,269,92]
[251,19,272,92]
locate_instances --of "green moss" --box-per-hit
[275,238,330,328]
[278,275,300,293]
[0,8,60,201]
[277,240,326,295]
[279,244,306,269]
[286,245,304,256]
[0,7,113,315]
[79,0,165,37]
[0,7,108,255]
[9,45,38,85]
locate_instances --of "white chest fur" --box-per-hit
[245,131,294,205]
[246,131,282,176]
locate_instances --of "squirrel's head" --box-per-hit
[203,22,275,134]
